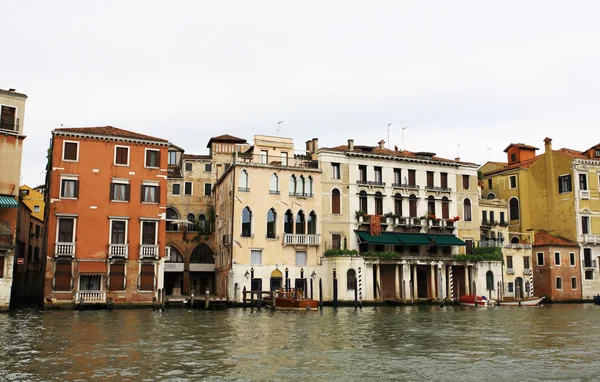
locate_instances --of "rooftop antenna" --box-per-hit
[387,123,392,149]
[277,121,284,136]
[486,147,492,160]
[456,144,461,158]
[402,127,408,150]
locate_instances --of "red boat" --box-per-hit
[273,289,319,311]
[458,295,496,307]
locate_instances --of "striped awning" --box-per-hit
[0,195,18,209]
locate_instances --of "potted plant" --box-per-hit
[355,210,365,223]
[384,211,395,225]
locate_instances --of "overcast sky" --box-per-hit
[4,1,600,186]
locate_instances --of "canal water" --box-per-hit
[1,304,600,381]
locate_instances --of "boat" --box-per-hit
[273,288,319,311]
[458,295,496,307]
[497,296,545,306]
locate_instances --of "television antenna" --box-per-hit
[277,121,284,135]
[387,123,392,149]
[402,127,408,150]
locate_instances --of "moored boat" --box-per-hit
[273,289,319,311]
[497,296,544,306]
[458,295,496,307]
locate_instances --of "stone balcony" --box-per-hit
[283,234,321,246]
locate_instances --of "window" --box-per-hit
[110,181,130,202]
[524,256,530,269]
[584,248,593,268]
[54,262,72,291]
[260,150,268,164]
[441,197,449,219]
[166,208,179,231]
[190,243,214,263]
[139,264,155,291]
[509,198,519,220]
[267,209,277,239]
[172,183,181,195]
[359,190,368,213]
[375,192,383,215]
[570,252,576,266]
[509,175,517,189]
[145,149,160,168]
[168,151,177,165]
[482,211,487,224]
[558,174,572,193]
[394,193,402,216]
[582,216,590,235]
[297,176,305,195]
[141,184,160,203]
[240,170,249,192]
[409,195,417,217]
[426,172,434,188]
[506,256,513,268]
[34,205,40,213]
[141,221,157,245]
[115,146,129,166]
[586,270,594,280]
[596,150,600,158]
[306,176,313,197]
[486,271,494,291]
[60,177,79,199]
[0,105,17,131]
[295,251,307,266]
[269,174,279,194]
[489,211,495,224]
[462,175,469,190]
[242,207,252,237]
[332,189,341,214]
[110,220,126,244]
[332,163,340,179]
[510,153,517,163]
[187,213,196,231]
[487,179,492,189]
[57,217,75,243]
[408,170,416,185]
[184,182,193,195]
[109,263,125,291]
[308,211,317,235]
[358,165,367,182]
[554,252,561,266]
[537,252,544,266]
[332,234,341,250]
[463,199,472,221]
[198,214,206,232]
[374,167,382,183]
[580,174,588,190]
[284,210,294,234]
[427,196,435,216]
[204,183,212,196]
[440,173,448,189]
[571,277,577,290]
[393,169,401,185]
[347,269,357,290]
[507,282,514,293]
[251,249,262,265]
[556,277,562,290]
[289,175,297,195]
[205,163,212,172]
[296,211,306,234]
[185,162,192,171]
[500,212,505,225]
[62,141,79,161]
[280,152,288,166]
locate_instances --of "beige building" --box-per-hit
[214,135,322,301]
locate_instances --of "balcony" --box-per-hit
[506,268,515,275]
[392,183,419,190]
[357,180,385,187]
[55,242,76,257]
[580,190,591,200]
[480,240,502,248]
[140,244,159,259]
[75,291,107,304]
[505,243,532,250]
[425,186,452,193]
[283,234,321,246]
[232,153,318,169]
[581,234,600,244]
[523,268,532,275]
[109,244,128,258]
[584,260,597,269]
[289,192,314,198]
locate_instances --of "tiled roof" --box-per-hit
[503,143,539,152]
[168,167,183,178]
[206,134,247,147]
[54,126,168,142]
[183,154,211,160]
[482,154,543,176]
[321,145,478,166]
[533,231,577,247]
[558,148,589,159]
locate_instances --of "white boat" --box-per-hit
[497,296,545,306]
[458,295,497,307]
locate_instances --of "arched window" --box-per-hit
[409,194,417,217]
[427,196,436,216]
[267,208,277,239]
[239,170,249,191]
[166,207,179,231]
[296,210,306,234]
[464,198,472,221]
[498,231,504,243]
[190,243,214,264]
[375,192,383,216]
[241,207,252,237]
[487,192,496,200]
[490,231,496,240]
[284,210,294,234]
[441,197,449,219]
[394,194,402,216]
[359,190,368,213]
[511,236,520,244]
[486,271,494,291]
[332,188,341,214]
[347,269,357,290]
[308,211,317,235]
[269,173,279,194]
[167,247,184,262]
[509,198,520,220]
[187,213,196,231]
[198,214,206,232]
[298,176,305,196]
[289,175,297,196]
[307,176,313,196]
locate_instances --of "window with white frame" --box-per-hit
[141,182,160,203]
[280,152,288,166]
[172,183,181,195]
[184,182,193,195]
[558,174,572,193]
[141,221,157,245]
[167,151,177,165]
[570,252,576,266]
[62,141,79,162]
[57,217,76,243]
[537,252,544,266]
[114,146,129,166]
[554,252,561,266]
[582,216,590,235]
[571,277,577,289]
[110,179,130,202]
[556,277,562,290]
[204,183,212,196]
[250,249,262,265]
[204,163,212,172]
[145,149,160,168]
[60,176,79,199]
[579,173,588,191]
[110,219,127,245]
[185,162,192,171]
[33,205,40,213]
[509,175,517,189]
[332,163,340,179]
[295,251,307,266]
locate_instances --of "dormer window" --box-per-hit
[596,149,600,158]
[510,153,517,163]
[0,105,17,131]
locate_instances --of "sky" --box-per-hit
[3,1,600,186]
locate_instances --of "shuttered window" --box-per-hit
[462,175,470,189]
[408,170,416,185]
[332,189,341,214]
[58,218,74,242]
[145,149,160,167]
[109,263,125,291]
[139,264,155,290]
[0,105,16,131]
[54,262,72,291]
[115,147,129,165]
[63,142,78,161]
[426,172,434,187]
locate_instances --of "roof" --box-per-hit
[558,148,591,160]
[503,143,539,153]
[206,134,247,148]
[482,154,543,177]
[183,154,211,160]
[0,88,27,99]
[54,126,168,143]
[321,145,478,166]
[533,231,577,247]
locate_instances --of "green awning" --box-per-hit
[430,234,466,246]
[396,233,433,245]
[0,195,17,209]
[357,231,402,245]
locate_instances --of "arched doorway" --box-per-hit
[417,268,429,299]
[189,243,215,295]
[164,247,184,296]
[486,271,494,292]
[515,277,524,298]
[270,269,283,291]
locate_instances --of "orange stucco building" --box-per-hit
[44,126,169,307]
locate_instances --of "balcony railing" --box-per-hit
[140,244,159,259]
[75,291,107,304]
[505,243,532,250]
[392,183,419,190]
[55,242,76,257]
[523,268,532,275]
[425,186,452,192]
[506,268,515,275]
[480,240,503,248]
[232,153,318,169]
[584,260,597,269]
[580,190,591,200]
[283,233,321,246]
[357,180,386,187]
[289,192,314,198]
[581,234,600,244]
[109,244,128,258]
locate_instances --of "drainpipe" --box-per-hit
[544,138,554,231]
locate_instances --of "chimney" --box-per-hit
[306,140,312,153]
[378,140,385,149]
[543,137,555,232]
[311,138,318,152]
[544,137,552,153]
[348,139,354,151]
[455,157,461,161]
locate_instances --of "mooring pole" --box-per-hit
[319,278,323,311]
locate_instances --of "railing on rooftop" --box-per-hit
[232,153,318,169]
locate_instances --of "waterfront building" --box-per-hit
[43,126,169,307]
[12,185,45,303]
[316,139,494,303]
[214,135,321,301]
[532,231,581,301]
[481,138,600,299]
[164,134,248,301]
[0,88,27,311]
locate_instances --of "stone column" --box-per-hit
[412,264,418,299]
[464,266,470,295]
[394,265,400,299]
[430,264,436,299]
[375,264,381,300]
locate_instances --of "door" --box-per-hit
[417,269,429,299]
[515,277,524,298]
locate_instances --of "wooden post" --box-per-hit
[190,293,195,309]
[243,286,247,309]
[250,288,254,310]
[354,282,358,309]
[333,278,338,308]
[319,278,323,310]
[310,278,314,300]
[205,288,210,310]
[258,289,263,309]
